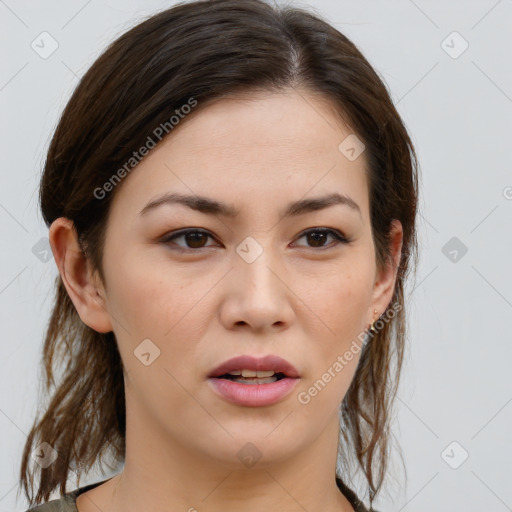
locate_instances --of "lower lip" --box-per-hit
[207,377,300,407]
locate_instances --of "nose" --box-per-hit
[219,241,295,333]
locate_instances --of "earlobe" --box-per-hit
[48,218,113,333]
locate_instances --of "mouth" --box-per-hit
[207,354,300,380]
[207,354,300,407]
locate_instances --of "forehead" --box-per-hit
[108,88,370,222]
[166,88,355,156]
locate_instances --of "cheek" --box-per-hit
[298,261,373,338]
[105,255,218,382]
[105,251,198,335]
[294,274,368,414]
[291,257,373,393]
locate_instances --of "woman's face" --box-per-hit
[75,88,401,469]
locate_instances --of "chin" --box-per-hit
[196,431,307,470]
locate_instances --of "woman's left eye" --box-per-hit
[161,227,349,252]
[293,228,349,249]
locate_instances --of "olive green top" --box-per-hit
[25,476,376,512]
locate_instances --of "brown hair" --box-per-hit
[19,0,419,509]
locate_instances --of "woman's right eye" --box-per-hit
[161,229,218,251]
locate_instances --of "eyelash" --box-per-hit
[160,227,350,253]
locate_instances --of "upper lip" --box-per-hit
[208,354,300,378]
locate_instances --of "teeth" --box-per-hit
[227,369,276,378]
[231,376,277,384]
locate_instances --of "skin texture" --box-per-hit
[49,88,402,512]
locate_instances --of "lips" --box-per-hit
[208,354,300,379]
[207,354,301,407]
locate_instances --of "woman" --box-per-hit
[19,0,419,511]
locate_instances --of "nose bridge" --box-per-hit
[235,234,282,297]
[221,234,293,330]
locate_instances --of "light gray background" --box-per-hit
[1,1,511,511]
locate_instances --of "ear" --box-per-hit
[48,217,113,333]
[368,219,403,324]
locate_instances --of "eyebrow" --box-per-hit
[138,192,361,219]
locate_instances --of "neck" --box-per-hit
[95,405,355,512]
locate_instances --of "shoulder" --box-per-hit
[23,478,111,512]
[23,494,77,512]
